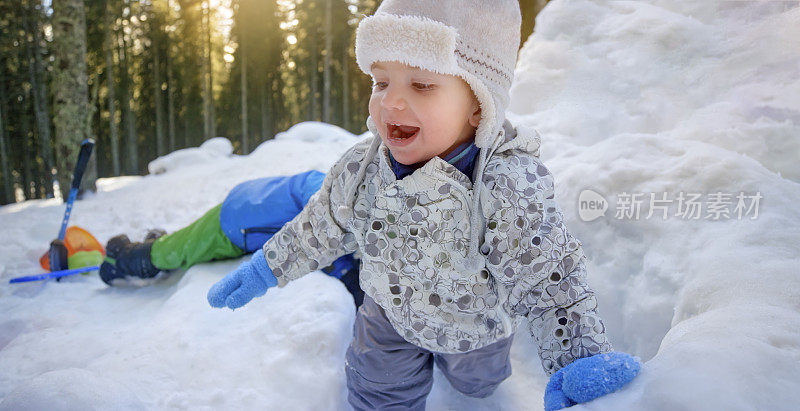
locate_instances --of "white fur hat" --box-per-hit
[355,0,521,149]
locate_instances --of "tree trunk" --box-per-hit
[166,0,176,153]
[209,42,216,138]
[51,0,92,199]
[104,1,120,176]
[0,76,12,204]
[201,0,209,140]
[273,72,281,134]
[25,0,55,197]
[260,78,268,142]
[166,46,176,153]
[33,12,53,197]
[153,40,166,157]
[202,0,212,140]
[81,73,98,194]
[342,44,349,132]
[119,7,138,175]
[22,116,34,200]
[23,41,41,198]
[322,0,332,123]
[183,101,191,148]
[240,37,248,154]
[310,39,318,121]
[208,2,216,138]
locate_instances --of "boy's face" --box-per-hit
[368,61,481,166]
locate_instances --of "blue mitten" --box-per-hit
[544,367,576,411]
[544,352,641,411]
[207,249,277,310]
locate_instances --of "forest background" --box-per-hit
[0,0,547,205]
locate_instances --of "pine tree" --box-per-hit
[51,0,93,198]
[25,0,55,197]
[104,0,121,176]
[0,69,11,204]
[239,21,248,154]
[202,0,214,140]
[322,0,332,123]
[165,0,177,153]
[150,3,166,157]
[119,0,138,175]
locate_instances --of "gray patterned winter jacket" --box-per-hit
[262,118,613,375]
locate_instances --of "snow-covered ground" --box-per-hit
[2,1,799,409]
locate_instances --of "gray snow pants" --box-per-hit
[345,295,514,410]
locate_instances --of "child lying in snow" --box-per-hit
[98,170,364,307]
[207,1,640,409]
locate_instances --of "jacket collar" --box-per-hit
[387,140,480,183]
[378,144,474,190]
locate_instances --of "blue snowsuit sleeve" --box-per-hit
[219,170,356,280]
[219,170,326,252]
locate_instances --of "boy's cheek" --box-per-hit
[367,99,379,123]
[367,103,384,137]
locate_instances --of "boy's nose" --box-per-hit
[380,86,407,110]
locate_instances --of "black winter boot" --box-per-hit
[99,235,131,285]
[144,228,167,242]
[99,234,161,285]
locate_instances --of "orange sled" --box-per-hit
[39,226,105,271]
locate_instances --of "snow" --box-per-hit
[2,1,799,409]
[272,120,364,145]
[147,137,234,175]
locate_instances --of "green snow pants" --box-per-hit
[150,203,244,270]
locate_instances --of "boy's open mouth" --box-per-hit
[387,123,420,142]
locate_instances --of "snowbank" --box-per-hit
[509,0,800,409]
[0,123,365,410]
[2,1,799,410]
[147,137,234,175]
[272,120,367,144]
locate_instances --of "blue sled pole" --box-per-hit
[49,139,95,276]
[9,265,100,284]
[57,139,95,241]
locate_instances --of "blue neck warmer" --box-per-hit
[388,140,481,183]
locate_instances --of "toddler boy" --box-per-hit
[208,1,640,409]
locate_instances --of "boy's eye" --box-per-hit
[371,82,434,91]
